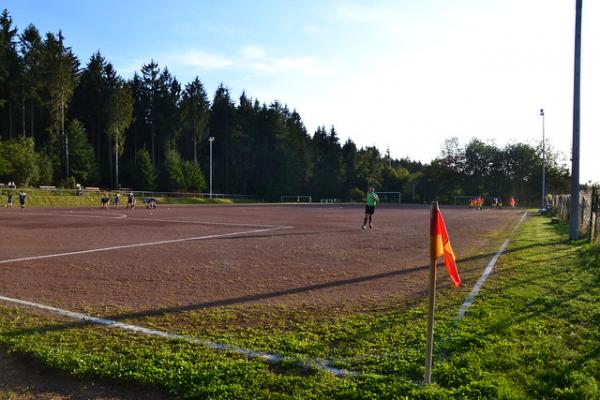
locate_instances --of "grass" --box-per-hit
[0,214,599,398]
[0,190,240,208]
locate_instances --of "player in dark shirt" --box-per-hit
[18,191,26,210]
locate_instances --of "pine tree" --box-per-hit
[65,119,97,184]
[210,84,238,193]
[0,9,20,139]
[19,24,44,139]
[182,160,207,192]
[180,77,209,163]
[134,147,156,190]
[41,30,79,181]
[106,83,133,188]
[139,60,161,168]
[159,147,184,191]
[70,52,113,182]
[236,93,260,194]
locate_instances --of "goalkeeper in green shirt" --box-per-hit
[362,187,379,230]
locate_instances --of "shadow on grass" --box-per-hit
[440,236,599,378]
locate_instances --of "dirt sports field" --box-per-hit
[0,204,524,314]
[0,203,526,398]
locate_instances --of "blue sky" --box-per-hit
[4,0,599,184]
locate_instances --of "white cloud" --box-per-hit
[334,3,402,24]
[302,24,319,34]
[113,58,146,78]
[332,2,417,37]
[240,45,266,59]
[160,45,328,78]
[249,55,324,75]
[167,49,233,70]
[236,45,331,77]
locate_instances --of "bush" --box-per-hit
[134,147,156,190]
[0,137,40,186]
[159,148,185,191]
[182,160,207,192]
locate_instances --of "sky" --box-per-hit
[3,0,599,183]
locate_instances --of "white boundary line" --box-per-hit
[124,216,281,228]
[11,211,128,219]
[0,226,291,265]
[27,211,280,228]
[455,212,528,319]
[0,294,349,376]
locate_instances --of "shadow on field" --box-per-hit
[3,240,566,338]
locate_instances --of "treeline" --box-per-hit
[0,9,569,203]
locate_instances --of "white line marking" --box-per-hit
[124,216,280,228]
[0,226,291,265]
[456,212,528,319]
[29,211,128,219]
[0,294,349,376]
[30,211,281,228]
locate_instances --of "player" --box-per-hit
[144,198,156,209]
[18,191,26,210]
[6,192,13,207]
[362,187,379,230]
[127,192,135,210]
[114,192,121,208]
[100,193,110,209]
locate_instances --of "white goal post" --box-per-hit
[280,195,312,203]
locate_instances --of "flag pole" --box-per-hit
[424,201,438,384]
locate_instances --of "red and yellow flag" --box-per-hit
[430,207,461,287]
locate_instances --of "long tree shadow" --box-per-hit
[2,240,566,338]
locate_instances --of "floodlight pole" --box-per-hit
[209,136,215,199]
[569,0,582,241]
[540,109,546,209]
[115,134,119,189]
[65,130,69,180]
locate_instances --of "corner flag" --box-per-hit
[430,206,461,287]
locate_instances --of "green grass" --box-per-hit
[0,214,599,398]
[0,190,241,208]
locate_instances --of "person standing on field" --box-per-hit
[18,191,26,210]
[127,192,135,209]
[362,187,379,230]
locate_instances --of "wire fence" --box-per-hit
[550,185,600,243]
[0,185,258,201]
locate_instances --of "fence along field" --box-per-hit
[550,185,600,243]
[0,203,526,395]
